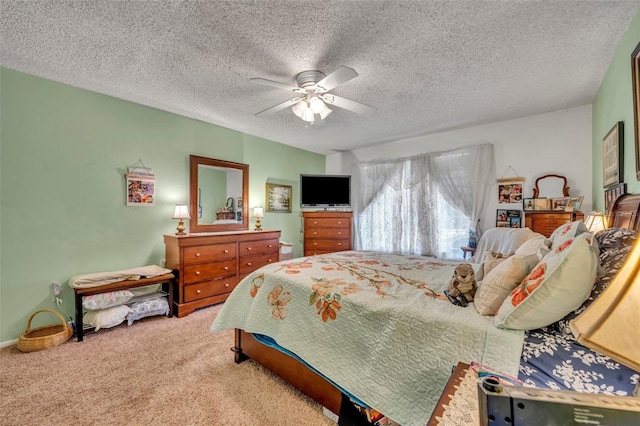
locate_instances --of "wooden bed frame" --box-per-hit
[231,193,640,418]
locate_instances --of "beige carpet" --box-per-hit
[0,304,336,426]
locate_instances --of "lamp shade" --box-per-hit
[570,237,640,372]
[252,207,264,218]
[584,210,608,234]
[172,204,191,219]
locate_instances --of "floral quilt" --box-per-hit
[211,251,524,426]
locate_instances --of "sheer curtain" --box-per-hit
[355,143,495,258]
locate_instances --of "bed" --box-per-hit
[211,194,640,425]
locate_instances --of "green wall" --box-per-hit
[593,9,640,208]
[0,68,324,342]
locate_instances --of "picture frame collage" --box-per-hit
[496,209,521,228]
[522,196,583,212]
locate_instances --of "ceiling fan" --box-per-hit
[250,66,376,123]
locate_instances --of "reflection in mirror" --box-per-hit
[533,174,570,198]
[189,155,249,233]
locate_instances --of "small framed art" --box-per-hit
[534,198,551,211]
[552,197,570,211]
[568,196,584,212]
[602,121,623,188]
[266,183,292,213]
[523,198,535,211]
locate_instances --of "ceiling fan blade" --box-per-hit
[255,97,303,117]
[314,66,358,92]
[320,94,376,115]
[250,78,307,94]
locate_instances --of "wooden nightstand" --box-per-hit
[428,362,479,425]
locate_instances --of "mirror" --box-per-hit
[189,155,249,233]
[532,174,570,198]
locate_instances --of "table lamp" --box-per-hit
[172,204,190,235]
[584,210,608,234]
[253,207,264,231]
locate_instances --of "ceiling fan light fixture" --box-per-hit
[301,107,315,123]
[292,100,307,118]
[319,105,332,120]
[309,96,325,114]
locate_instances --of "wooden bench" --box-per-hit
[73,273,175,342]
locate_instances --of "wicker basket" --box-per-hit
[17,309,73,352]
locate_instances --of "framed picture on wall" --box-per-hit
[632,41,640,180]
[266,183,292,213]
[602,121,624,188]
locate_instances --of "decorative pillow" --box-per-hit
[548,221,588,250]
[474,253,539,316]
[82,290,134,310]
[494,233,598,330]
[84,305,132,331]
[545,228,638,335]
[482,251,512,278]
[514,236,551,260]
[126,297,169,326]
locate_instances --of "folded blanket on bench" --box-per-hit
[68,265,173,289]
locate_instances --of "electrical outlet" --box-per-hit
[160,260,167,268]
[52,282,61,298]
[56,297,63,306]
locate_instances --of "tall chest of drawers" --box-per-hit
[303,211,352,255]
[524,211,584,237]
[164,230,280,317]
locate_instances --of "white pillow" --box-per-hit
[474,253,539,316]
[495,233,597,330]
[514,236,551,260]
[549,221,588,250]
[83,290,134,310]
[84,305,132,331]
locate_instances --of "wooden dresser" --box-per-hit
[524,211,584,237]
[303,211,352,255]
[164,230,280,317]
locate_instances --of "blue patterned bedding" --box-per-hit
[518,227,639,395]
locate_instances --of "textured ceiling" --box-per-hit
[1,1,639,155]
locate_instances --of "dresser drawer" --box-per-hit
[305,217,350,229]
[239,238,279,255]
[183,259,236,283]
[239,253,279,275]
[183,277,237,302]
[306,227,350,239]
[183,243,236,265]
[304,239,351,254]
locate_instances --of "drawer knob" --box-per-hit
[337,232,342,235]
[196,289,201,294]
[247,247,252,251]
[224,266,229,270]
[195,271,200,276]
[247,262,252,266]
[268,258,272,262]
[313,221,317,224]
[225,283,230,288]
[338,243,341,246]
[195,253,201,257]
[224,249,229,253]
[268,244,272,248]
[313,232,317,235]
[313,242,317,246]
[338,221,342,224]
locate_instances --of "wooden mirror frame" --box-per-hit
[532,174,570,198]
[189,155,249,233]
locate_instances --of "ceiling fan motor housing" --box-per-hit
[296,70,326,90]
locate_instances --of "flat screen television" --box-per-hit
[300,174,351,207]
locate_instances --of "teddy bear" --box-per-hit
[445,263,477,307]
